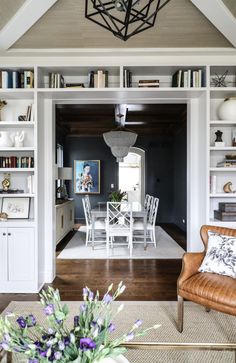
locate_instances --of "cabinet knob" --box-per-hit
[3,233,6,236]
[8,233,11,236]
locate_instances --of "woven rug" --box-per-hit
[57,226,184,259]
[3,301,236,362]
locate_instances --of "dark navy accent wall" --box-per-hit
[63,132,186,230]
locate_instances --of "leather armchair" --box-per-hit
[177,225,236,332]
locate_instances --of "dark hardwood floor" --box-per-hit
[0,224,184,313]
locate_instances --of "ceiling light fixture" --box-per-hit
[103,112,137,162]
[85,0,172,41]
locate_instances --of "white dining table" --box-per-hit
[91,201,148,249]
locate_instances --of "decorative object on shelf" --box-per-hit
[218,97,236,121]
[2,173,11,191]
[0,283,159,363]
[109,189,127,202]
[211,70,228,87]
[210,175,217,194]
[0,100,7,121]
[18,115,27,121]
[0,212,8,221]
[0,131,14,147]
[74,160,100,194]
[85,0,172,41]
[232,128,236,146]
[214,129,225,147]
[1,197,30,219]
[57,167,72,199]
[225,154,236,160]
[223,181,236,193]
[217,156,236,167]
[13,131,24,147]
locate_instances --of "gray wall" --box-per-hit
[63,132,186,230]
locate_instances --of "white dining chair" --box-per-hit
[82,197,105,247]
[133,197,159,247]
[106,202,133,257]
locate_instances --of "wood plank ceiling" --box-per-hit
[56,104,187,138]
[12,0,231,48]
[0,0,26,31]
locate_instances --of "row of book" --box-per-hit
[217,159,236,168]
[138,80,159,88]
[0,157,34,169]
[0,70,34,89]
[49,73,65,88]
[88,70,108,88]
[172,69,204,88]
[124,69,132,88]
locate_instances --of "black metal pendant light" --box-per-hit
[85,0,171,41]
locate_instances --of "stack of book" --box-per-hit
[138,80,159,88]
[88,70,109,88]
[0,70,34,88]
[172,69,203,88]
[124,69,132,88]
[217,158,236,168]
[49,73,65,88]
[214,203,236,221]
[65,83,85,88]
[0,157,34,168]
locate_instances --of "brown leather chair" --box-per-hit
[177,225,236,332]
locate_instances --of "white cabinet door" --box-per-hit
[0,228,8,281]
[8,228,35,281]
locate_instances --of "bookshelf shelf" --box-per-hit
[0,193,35,197]
[210,168,236,171]
[210,120,236,125]
[210,194,236,198]
[0,168,34,172]
[0,121,34,127]
[0,147,35,151]
[210,147,236,150]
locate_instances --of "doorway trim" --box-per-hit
[128,147,145,204]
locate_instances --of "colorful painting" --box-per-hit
[74,160,100,194]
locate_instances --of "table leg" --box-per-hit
[144,213,147,250]
[92,215,95,250]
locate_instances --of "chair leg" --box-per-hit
[153,227,156,248]
[106,235,110,257]
[177,295,184,333]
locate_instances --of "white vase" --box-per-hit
[218,97,236,121]
[0,131,14,147]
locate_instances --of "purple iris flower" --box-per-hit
[0,342,9,350]
[54,351,62,360]
[64,337,70,346]
[26,314,36,327]
[58,341,65,351]
[80,338,96,351]
[89,291,94,300]
[83,288,88,298]
[103,293,113,304]
[134,319,143,328]
[48,328,54,335]
[80,303,87,312]
[126,332,135,342]
[28,359,39,363]
[40,351,47,357]
[74,315,80,327]
[43,304,55,316]
[16,316,27,329]
[108,323,115,332]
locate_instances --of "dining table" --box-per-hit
[91,201,148,249]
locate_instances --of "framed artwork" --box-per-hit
[1,197,30,219]
[74,160,100,194]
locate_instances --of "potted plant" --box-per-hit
[109,190,127,203]
[0,282,160,363]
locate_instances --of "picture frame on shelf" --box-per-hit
[74,160,100,194]
[1,197,30,219]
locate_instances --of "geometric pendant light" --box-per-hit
[85,0,172,41]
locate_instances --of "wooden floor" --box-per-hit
[0,224,184,312]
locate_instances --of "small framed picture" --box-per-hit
[1,197,30,219]
[74,160,100,194]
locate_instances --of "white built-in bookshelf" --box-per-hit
[0,59,236,292]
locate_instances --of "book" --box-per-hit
[214,209,236,221]
[88,71,94,88]
[219,203,236,212]
[65,83,85,88]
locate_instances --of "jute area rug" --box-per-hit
[57,226,184,259]
[3,301,236,363]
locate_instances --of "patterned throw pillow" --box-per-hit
[198,231,236,278]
